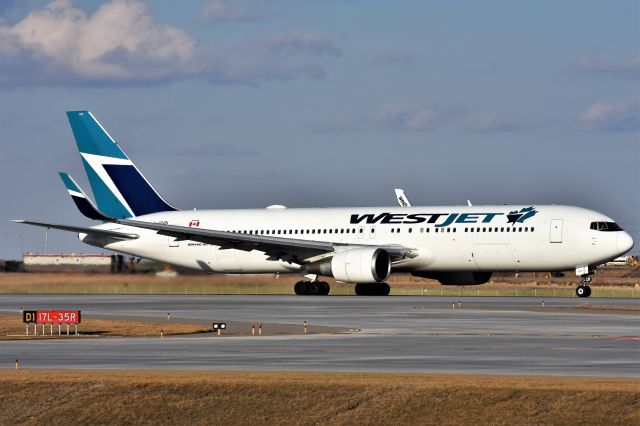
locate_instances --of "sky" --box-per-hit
[0,0,638,259]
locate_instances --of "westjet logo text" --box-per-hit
[350,212,504,227]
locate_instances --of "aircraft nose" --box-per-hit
[617,232,634,253]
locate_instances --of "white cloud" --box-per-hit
[580,99,640,132]
[0,0,196,85]
[374,101,444,131]
[577,57,640,80]
[263,32,342,57]
[311,101,535,134]
[173,143,259,157]
[462,113,521,132]
[202,1,259,23]
[371,50,417,67]
[0,1,341,87]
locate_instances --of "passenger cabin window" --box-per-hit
[590,222,623,232]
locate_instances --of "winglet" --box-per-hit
[394,188,412,207]
[59,172,113,221]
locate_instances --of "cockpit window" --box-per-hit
[590,221,623,232]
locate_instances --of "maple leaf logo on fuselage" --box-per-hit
[506,206,538,226]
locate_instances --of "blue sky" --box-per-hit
[0,0,638,259]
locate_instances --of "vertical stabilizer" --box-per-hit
[66,111,177,218]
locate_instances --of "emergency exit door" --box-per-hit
[550,219,563,243]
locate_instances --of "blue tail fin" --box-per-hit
[66,111,177,218]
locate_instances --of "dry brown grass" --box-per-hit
[0,314,210,339]
[0,370,637,425]
[0,272,637,297]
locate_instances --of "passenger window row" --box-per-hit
[226,228,363,235]
[222,226,534,235]
[465,226,533,233]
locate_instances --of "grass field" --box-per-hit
[0,371,638,425]
[0,272,638,298]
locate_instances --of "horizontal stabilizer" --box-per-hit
[11,220,139,240]
[59,172,113,221]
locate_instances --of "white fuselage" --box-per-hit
[82,204,633,275]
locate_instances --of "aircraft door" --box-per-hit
[368,226,376,240]
[550,219,563,243]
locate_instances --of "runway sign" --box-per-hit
[22,310,81,324]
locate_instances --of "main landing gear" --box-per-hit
[294,280,330,296]
[355,282,390,296]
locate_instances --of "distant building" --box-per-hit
[604,256,631,267]
[22,253,124,273]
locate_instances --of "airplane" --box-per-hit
[13,111,634,297]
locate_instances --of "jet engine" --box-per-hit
[308,248,391,283]
[411,271,492,286]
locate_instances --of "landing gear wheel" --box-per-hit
[575,269,594,298]
[293,280,331,296]
[294,281,306,295]
[576,285,591,298]
[355,282,390,296]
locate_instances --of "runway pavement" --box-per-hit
[1,295,638,376]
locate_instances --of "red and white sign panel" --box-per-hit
[35,310,81,324]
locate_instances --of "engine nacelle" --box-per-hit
[308,248,391,283]
[412,271,492,286]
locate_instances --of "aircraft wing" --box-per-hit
[118,219,415,264]
[12,220,139,240]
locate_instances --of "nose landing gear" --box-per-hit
[575,281,592,298]
[575,267,595,298]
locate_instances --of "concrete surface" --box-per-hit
[1,295,638,376]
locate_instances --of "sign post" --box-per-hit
[22,310,81,336]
